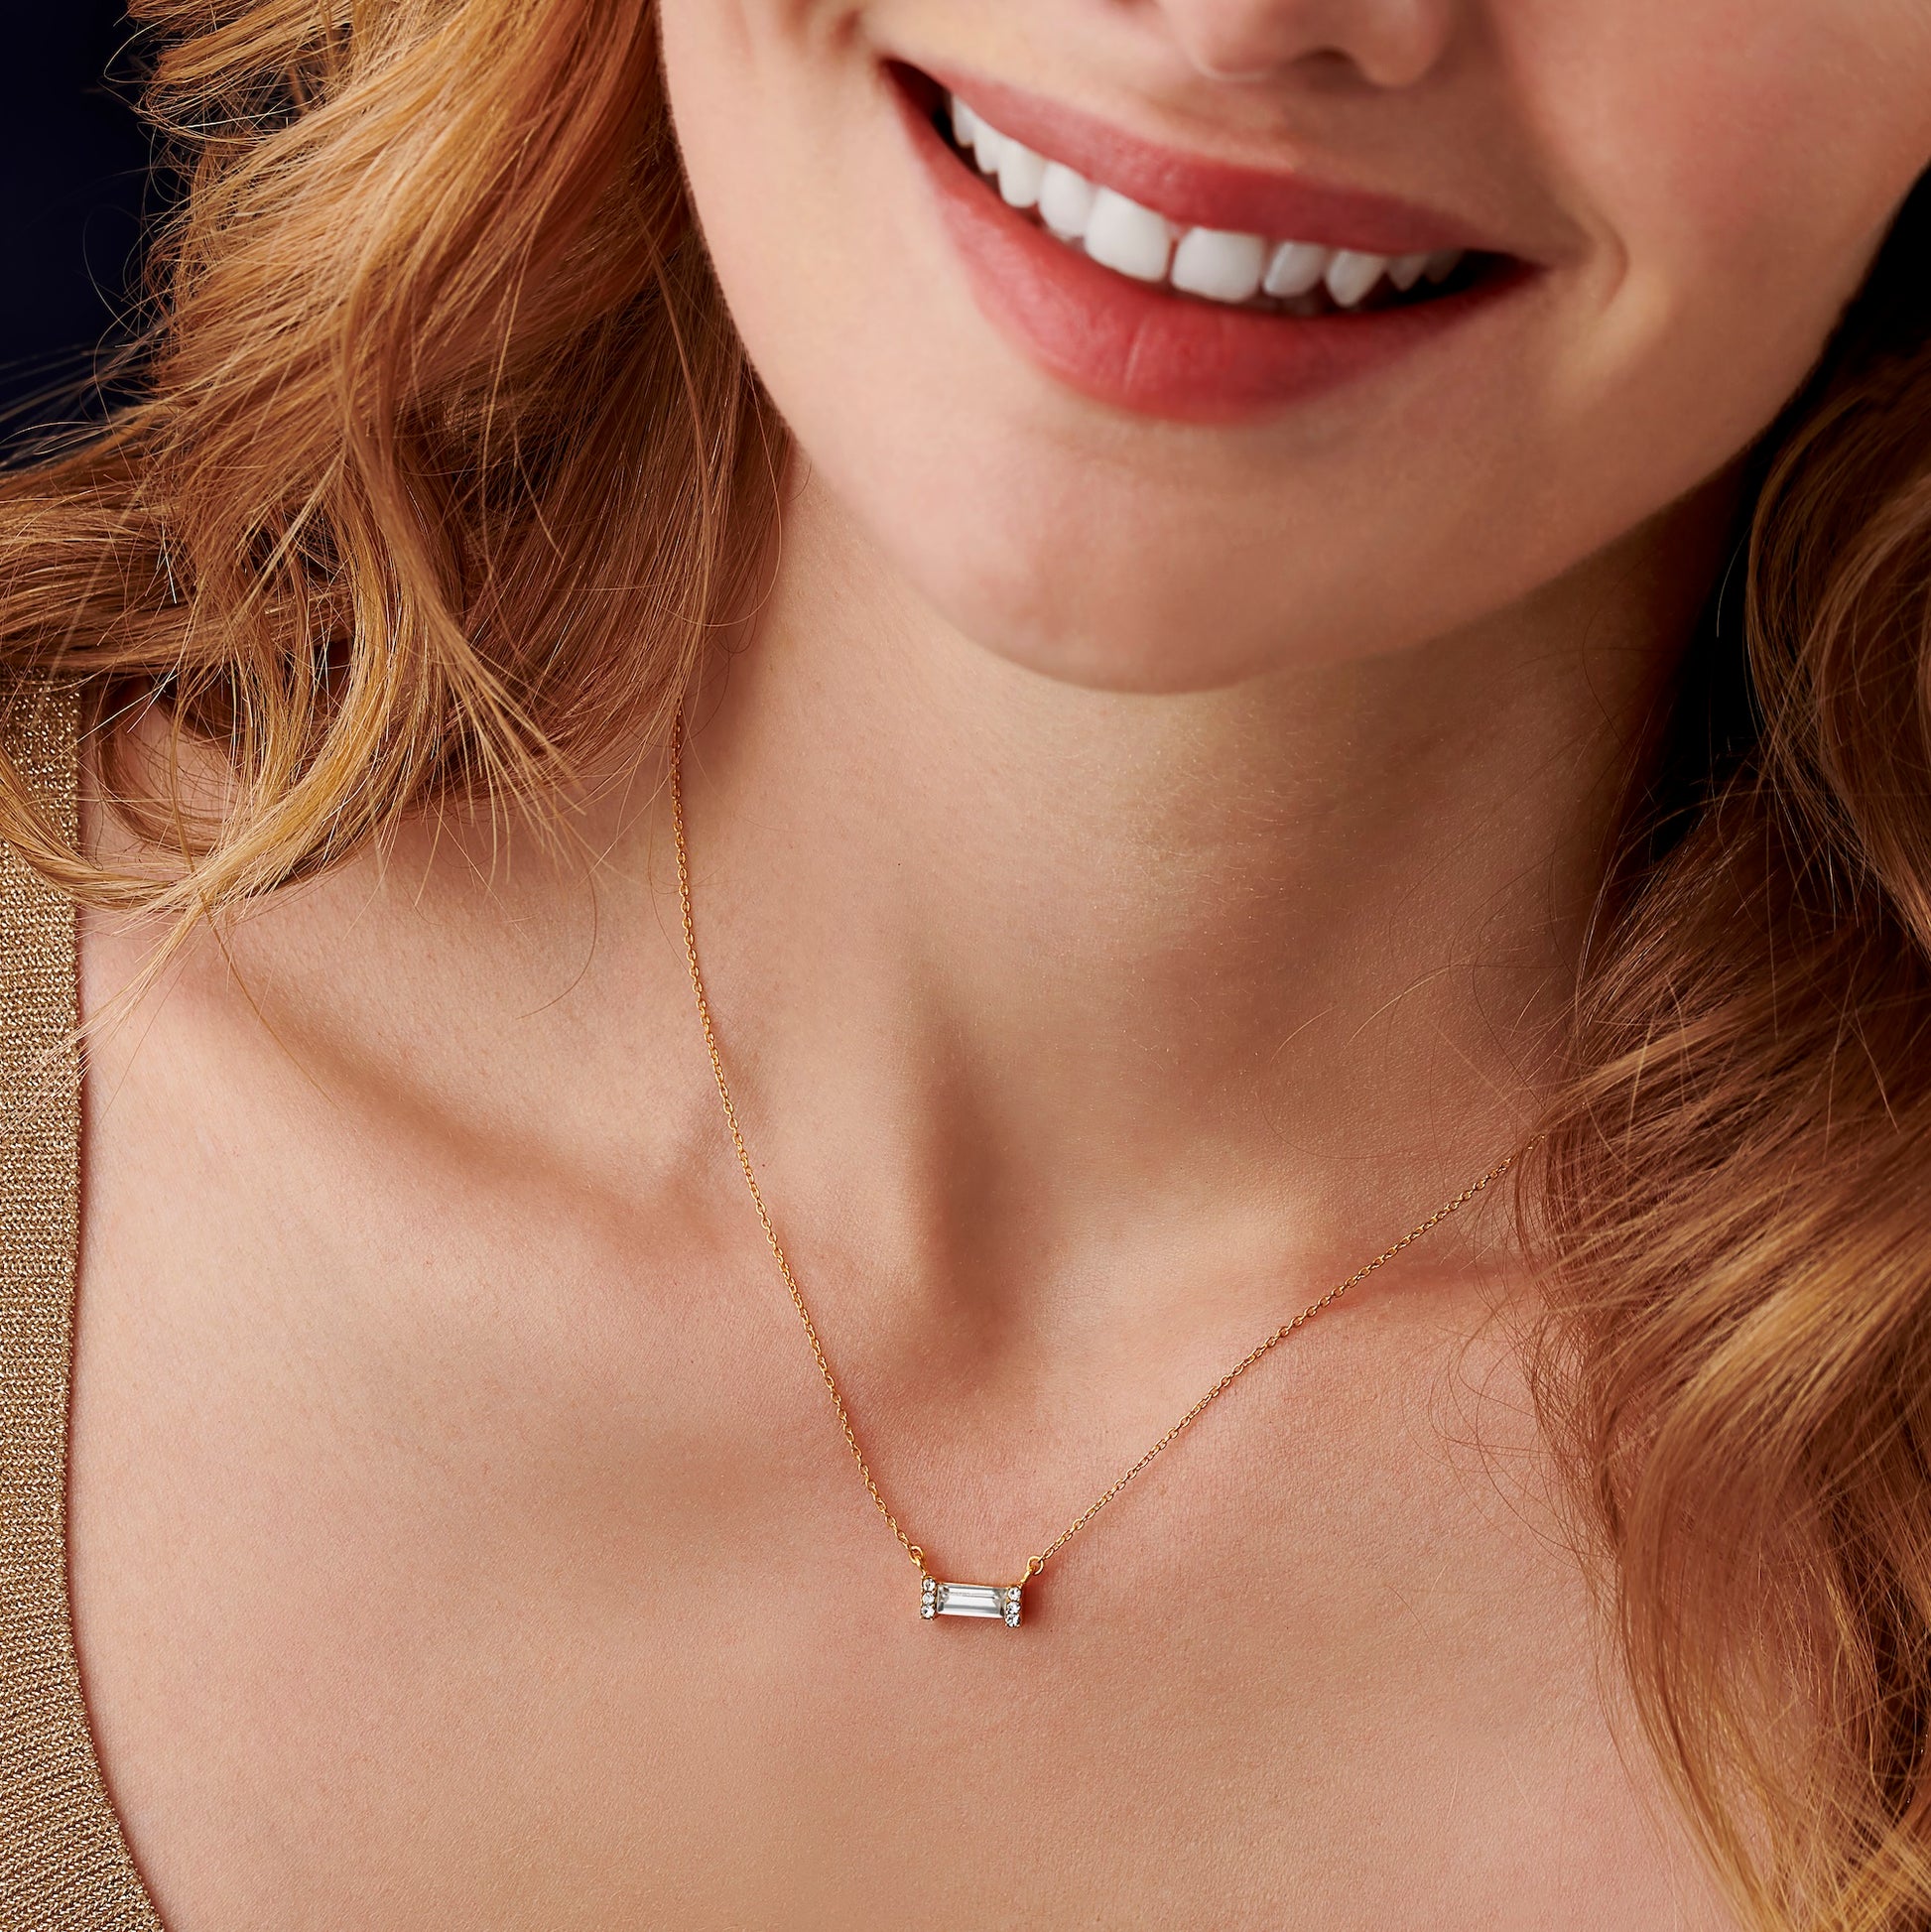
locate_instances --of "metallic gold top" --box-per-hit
[0,686,163,1929]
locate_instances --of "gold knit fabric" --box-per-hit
[0,688,161,1929]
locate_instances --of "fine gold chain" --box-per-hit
[669,714,1526,1596]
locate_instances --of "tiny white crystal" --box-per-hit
[928,1580,1015,1622]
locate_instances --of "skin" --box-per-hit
[58,1,1931,1927]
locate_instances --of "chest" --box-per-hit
[61,925,1724,1930]
[66,1167,1719,1930]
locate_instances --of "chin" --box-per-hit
[790,434,1479,696]
[919,554,1328,696]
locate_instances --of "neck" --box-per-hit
[667,471,1731,1314]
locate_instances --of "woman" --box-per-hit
[1,0,1927,1924]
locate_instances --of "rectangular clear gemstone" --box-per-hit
[934,1582,1009,1619]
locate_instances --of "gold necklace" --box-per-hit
[670,713,1525,1629]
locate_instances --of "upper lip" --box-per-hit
[909,61,1521,261]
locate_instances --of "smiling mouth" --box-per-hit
[887,60,1533,422]
[903,66,1511,322]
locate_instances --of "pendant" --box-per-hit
[922,1576,1022,1627]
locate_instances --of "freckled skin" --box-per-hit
[63,4,1931,1930]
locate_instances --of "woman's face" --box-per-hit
[658,1,1931,693]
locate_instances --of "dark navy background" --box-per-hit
[2,2,148,448]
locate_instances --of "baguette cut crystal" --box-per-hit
[923,1579,1022,1626]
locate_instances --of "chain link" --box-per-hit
[670,714,1528,1593]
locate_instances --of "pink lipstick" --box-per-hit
[888,63,1535,426]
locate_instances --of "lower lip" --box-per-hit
[890,77,1528,427]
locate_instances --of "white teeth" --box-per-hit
[997,138,1047,210]
[947,92,1466,315]
[1170,227,1267,304]
[1083,187,1175,283]
[1325,249,1388,308]
[1261,240,1332,299]
[1038,161,1097,240]
[1387,252,1431,293]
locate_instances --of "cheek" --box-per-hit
[657,1,1139,672]
[1536,0,1931,425]
[656,1,837,277]
[658,1,931,457]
